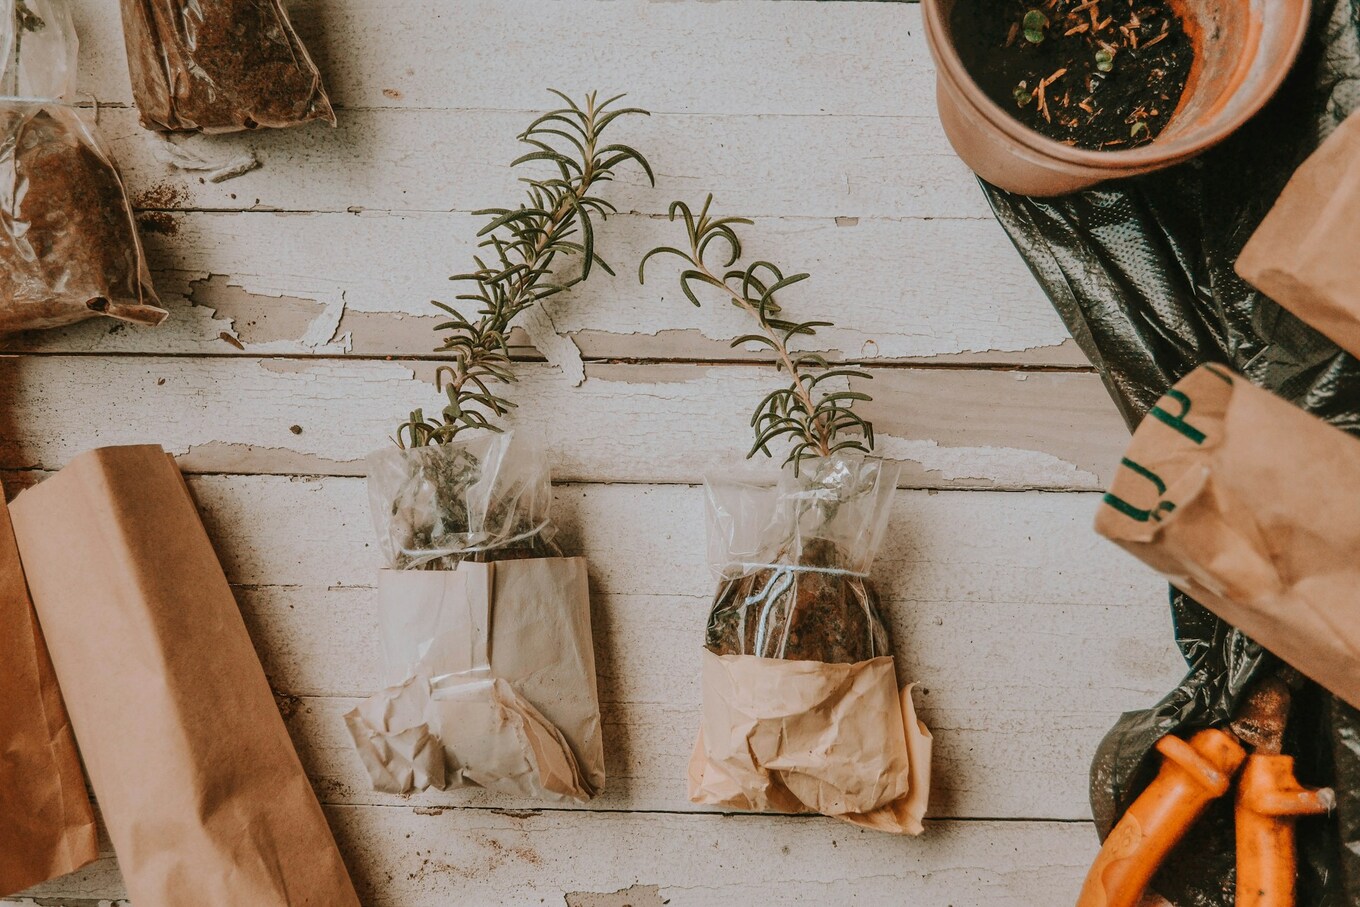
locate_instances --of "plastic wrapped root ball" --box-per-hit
[703,454,900,664]
[366,432,562,571]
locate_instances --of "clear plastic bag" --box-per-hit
[703,454,900,663]
[118,0,336,134]
[0,0,165,334]
[366,432,560,571]
[354,432,604,803]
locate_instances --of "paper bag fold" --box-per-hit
[1097,365,1360,709]
[0,484,97,896]
[1237,110,1360,358]
[9,446,359,906]
[688,651,932,835]
[348,559,604,802]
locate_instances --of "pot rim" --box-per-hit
[921,0,1312,170]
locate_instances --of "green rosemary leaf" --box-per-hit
[394,90,652,448]
[642,196,877,470]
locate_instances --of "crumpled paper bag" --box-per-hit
[688,651,932,835]
[0,482,97,895]
[347,558,603,802]
[1097,364,1360,710]
[1236,109,1360,358]
[8,445,359,906]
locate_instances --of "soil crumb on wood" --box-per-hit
[565,884,668,907]
[951,0,1194,149]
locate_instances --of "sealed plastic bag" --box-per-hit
[347,432,605,803]
[0,0,164,334]
[978,0,1360,899]
[118,0,336,134]
[687,454,932,834]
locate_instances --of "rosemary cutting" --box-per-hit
[639,195,874,473]
[396,90,654,448]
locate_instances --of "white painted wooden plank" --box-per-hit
[0,208,1062,362]
[72,1,938,118]
[0,358,1126,489]
[93,106,985,220]
[14,811,1098,906]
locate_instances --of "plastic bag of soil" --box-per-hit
[366,432,561,570]
[0,0,165,335]
[687,454,933,834]
[118,0,336,134]
[348,432,605,803]
[978,0,1360,901]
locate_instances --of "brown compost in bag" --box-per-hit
[688,455,932,834]
[0,0,164,334]
[348,432,605,802]
[118,0,336,133]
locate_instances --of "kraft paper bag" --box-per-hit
[347,558,604,802]
[0,483,97,895]
[8,445,359,906]
[1097,364,1360,710]
[1237,110,1360,358]
[688,651,932,836]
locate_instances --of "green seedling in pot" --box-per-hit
[1023,8,1049,44]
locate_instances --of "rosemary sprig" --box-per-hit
[396,90,654,448]
[639,195,874,473]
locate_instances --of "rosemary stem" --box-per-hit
[687,254,833,458]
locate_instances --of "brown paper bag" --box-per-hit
[347,558,605,802]
[1237,110,1360,357]
[9,445,359,906]
[0,483,97,895]
[1097,364,1360,709]
[688,651,932,836]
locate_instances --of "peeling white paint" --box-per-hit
[520,305,586,387]
[875,434,1101,488]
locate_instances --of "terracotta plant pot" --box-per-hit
[922,0,1312,196]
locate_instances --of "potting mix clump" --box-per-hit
[952,0,1194,149]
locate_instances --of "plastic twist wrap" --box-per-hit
[0,0,164,335]
[980,0,1360,900]
[704,454,899,663]
[367,432,561,570]
[351,432,603,803]
[690,454,931,832]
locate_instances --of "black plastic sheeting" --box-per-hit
[981,1,1360,903]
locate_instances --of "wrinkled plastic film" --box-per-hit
[703,455,899,663]
[117,0,335,134]
[366,432,560,570]
[0,0,165,335]
[979,0,1360,901]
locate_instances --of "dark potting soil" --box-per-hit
[705,538,891,664]
[951,0,1194,150]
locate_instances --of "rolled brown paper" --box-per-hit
[0,482,97,895]
[1237,110,1360,359]
[1097,365,1360,709]
[9,446,359,906]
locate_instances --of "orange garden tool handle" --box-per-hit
[1235,755,1334,907]
[1077,729,1247,907]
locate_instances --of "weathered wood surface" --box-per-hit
[15,812,1097,906]
[0,0,1183,904]
[0,358,1126,489]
